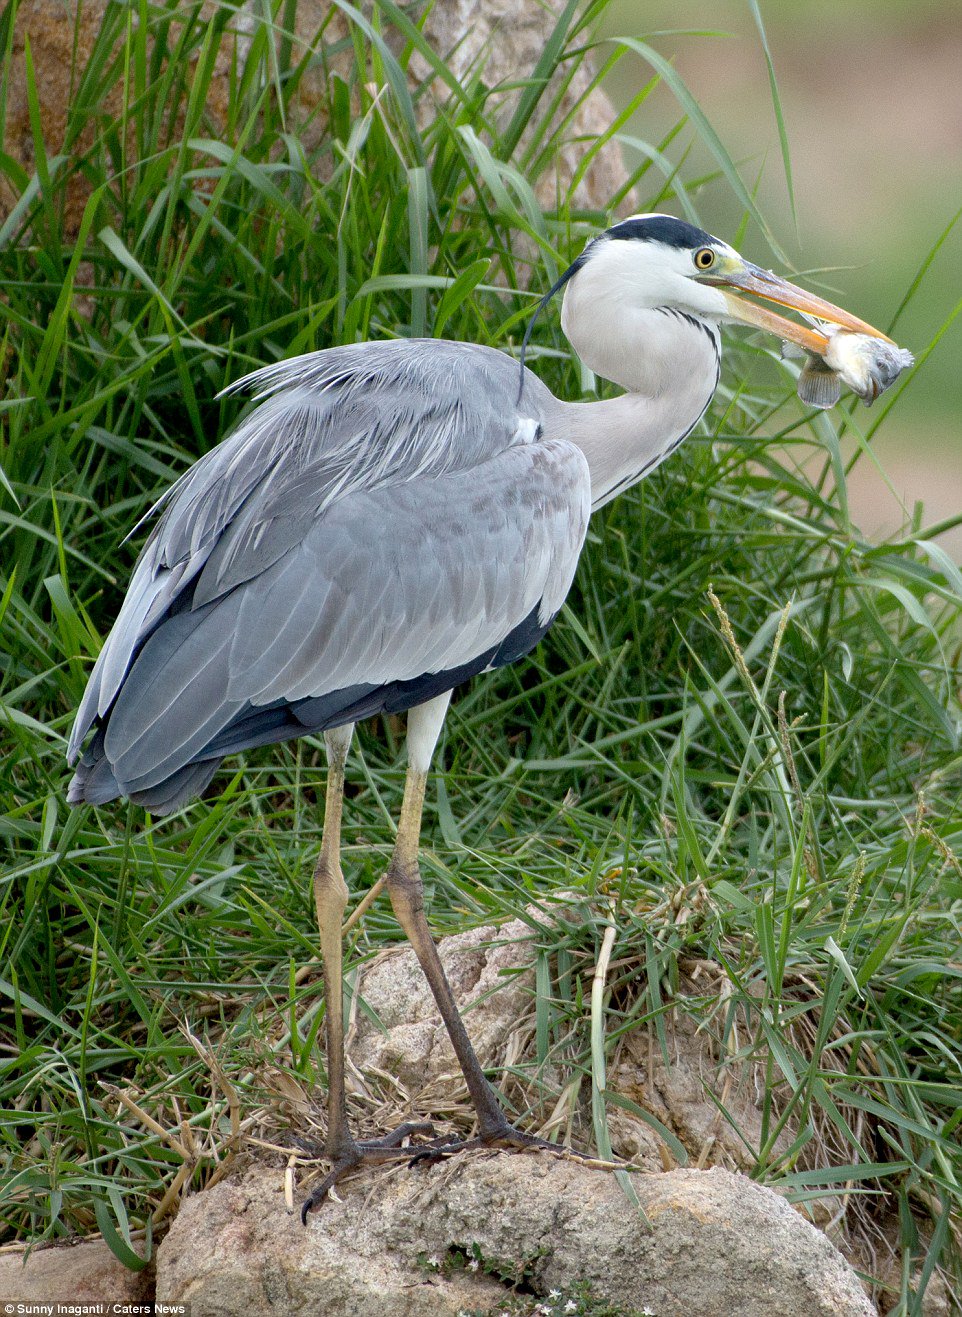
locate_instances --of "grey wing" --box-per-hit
[68,338,556,763]
[67,338,586,808]
[77,440,589,800]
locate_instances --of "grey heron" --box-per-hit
[66,213,889,1214]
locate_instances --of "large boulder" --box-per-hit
[155,1156,875,1316]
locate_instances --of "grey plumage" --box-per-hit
[68,340,591,811]
[64,216,895,1211]
[73,215,833,817]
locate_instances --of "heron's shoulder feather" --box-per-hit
[67,341,559,761]
[157,339,551,596]
[81,439,590,796]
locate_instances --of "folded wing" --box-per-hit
[67,341,588,812]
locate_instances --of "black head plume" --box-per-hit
[517,245,593,405]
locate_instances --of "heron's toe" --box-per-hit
[300,1121,440,1221]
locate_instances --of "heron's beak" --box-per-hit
[713,261,892,355]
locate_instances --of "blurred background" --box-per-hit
[599,0,962,552]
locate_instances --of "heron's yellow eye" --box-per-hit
[694,247,716,270]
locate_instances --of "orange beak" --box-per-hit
[712,262,892,354]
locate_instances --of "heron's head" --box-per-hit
[548,213,890,392]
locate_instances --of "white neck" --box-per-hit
[555,302,720,509]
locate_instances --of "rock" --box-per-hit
[2,2,625,236]
[406,0,625,209]
[343,922,794,1177]
[3,919,889,1315]
[0,1238,152,1302]
[347,917,546,1111]
[1,0,241,233]
[155,1157,875,1316]
[607,962,797,1174]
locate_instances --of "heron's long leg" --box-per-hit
[386,697,592,1164]
[304,693,565,1220]
[382,693,510,1137]
[313,722,355,1160]
[304,720,434,1218]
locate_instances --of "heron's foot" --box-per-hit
[300,1120,437,1221]
[407,1117,615,1171]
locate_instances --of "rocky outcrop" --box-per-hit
[1,914,913,1314]
[154,1157,875,1316]
[0,1237,151,1303]
[3,1,625,234]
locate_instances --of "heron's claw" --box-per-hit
[496,1128,622,1170]
[413,1120,600,1168]
[300,1120,436,1222]
[300,1118,614,1221]
[475,1119,618,1170]
[405,1134,467,1169]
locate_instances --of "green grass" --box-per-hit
[0,1,960,1311]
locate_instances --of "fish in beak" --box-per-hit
[712,260,893,354]
[707,260,912,408]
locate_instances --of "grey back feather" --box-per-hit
[68,339,587,795]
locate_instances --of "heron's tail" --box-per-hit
[67,728,221,816]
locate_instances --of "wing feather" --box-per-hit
[69,340,555,766]
[68,338,581,807]
[91,441,587,795]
